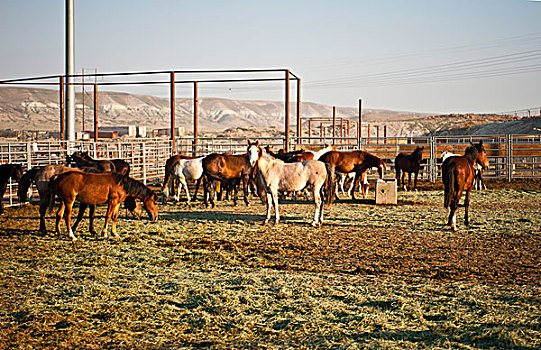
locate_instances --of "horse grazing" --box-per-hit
[202,146,255,208]
[48,172,158,241]
[442,141,489,231]
[319,150,386,200]
[395,146,424,191]
[66,152,116,173]
[0,163,23,214]
[162,157,204,204]
[18,164,141,234]
[249,140,335,226]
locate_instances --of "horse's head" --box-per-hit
[12,164,23,182]
[471,141,489,169]
[66,152,81,166]
[142,192,159,222]
[247,140,261,167]
[124,196,142,220]
[415,146,424,161]
[81,151,92,160]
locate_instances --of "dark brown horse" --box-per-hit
[395,146,424,191]
[0,163,23,214]
[202,143,256,208]
[319,150,386,200]
[80,151,130,175]
[442,141,489,231]
[48,172,158,241]
[66,152,116,173]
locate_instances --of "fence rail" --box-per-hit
[2,134,540,208]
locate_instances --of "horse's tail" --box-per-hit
[47,174,60,213]
[17,166,40,202]
[162,161,175,199]
[323,163,336,208]
[443,162,457,208]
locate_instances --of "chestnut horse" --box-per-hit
[0,163,23,214]
[48,172,158,241]
[319,150,386,200]
[395,146,424,191]
[18,164,141,234]
[202,146,255,208]
[442,141,489,231]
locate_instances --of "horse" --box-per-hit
[79,151,130,175]
[442,141,490,231]
[162,157,204,204]
[441,151,486,190]
[264,146,305,162]
[319,150,386,200]
[17,164,141,234]
[48,172,158,241]
[202,146,255,208]
[0,163,24,214]
[66,152,115,173]
[395,146,424,191]
[248,140,335,226]
[267,145,334,163]
[163,154,203,203]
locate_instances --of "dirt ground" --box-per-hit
[0,179,539,349]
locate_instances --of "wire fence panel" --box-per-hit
[2,134,541,209]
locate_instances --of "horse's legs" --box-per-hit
[402,172,408,191]
[272,191,280,224]
[413,171,419,191]
[202,176,209,207]
[193,176,203,201]
[264,190,273,224]
[0,183,7,214]
[242,176,250,206]
[89,205,96,235]
[71,203,88,234]
[464,188,472,226]
[182,177,191,204]
[351,172,362,201]
[39,200,48,234]
[312,185,323,227]
[396,168,401,187]
[408,172,412,191]
[447,199,458,231]
[111,202,122,237]
[101,203,116,238]
[348,174,356,198]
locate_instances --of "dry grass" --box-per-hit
[0,181,540,349]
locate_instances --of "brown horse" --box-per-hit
[319,150,386,200]
[442,141,489,231]
[66,152,115,173]
[80,151,130,175]
[48,172,158,241]
[0,163,23,214]
[202,143,256,208]
[395,146,424,191]
[18,164,141,234]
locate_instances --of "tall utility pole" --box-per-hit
[65,0,75,142]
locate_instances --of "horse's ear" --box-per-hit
[478,140,483,146]
[255,140,260,146]
[470,141,475,146]
[247,139,252,146]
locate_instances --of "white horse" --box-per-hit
[248,140,335,226]
[441,151,486,190]
[162,157,204,203]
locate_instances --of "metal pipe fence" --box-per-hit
[2,134,541,209]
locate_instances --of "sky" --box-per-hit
[1,0,540,114]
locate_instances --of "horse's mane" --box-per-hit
[464,146,478,164]
[17,166,42,200]
[110,173,154,200]
[363,151,383,167]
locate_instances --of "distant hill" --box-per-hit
[0,86,534,137]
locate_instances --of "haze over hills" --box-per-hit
[0,86,535,137]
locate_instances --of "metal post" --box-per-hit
[332,106,336,145]
[193,81,199,156]
[296,78,301,146]
[285,70,290,151]
[358,99,362,148]
[384,125,387,143]
[65,0,75,142]
[170,72,176,155]
[59,76,65,141]
[367,124,371,144]
[82,68,85,133]
[93,83,98,143]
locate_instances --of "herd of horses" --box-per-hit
[0,140,489,239]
